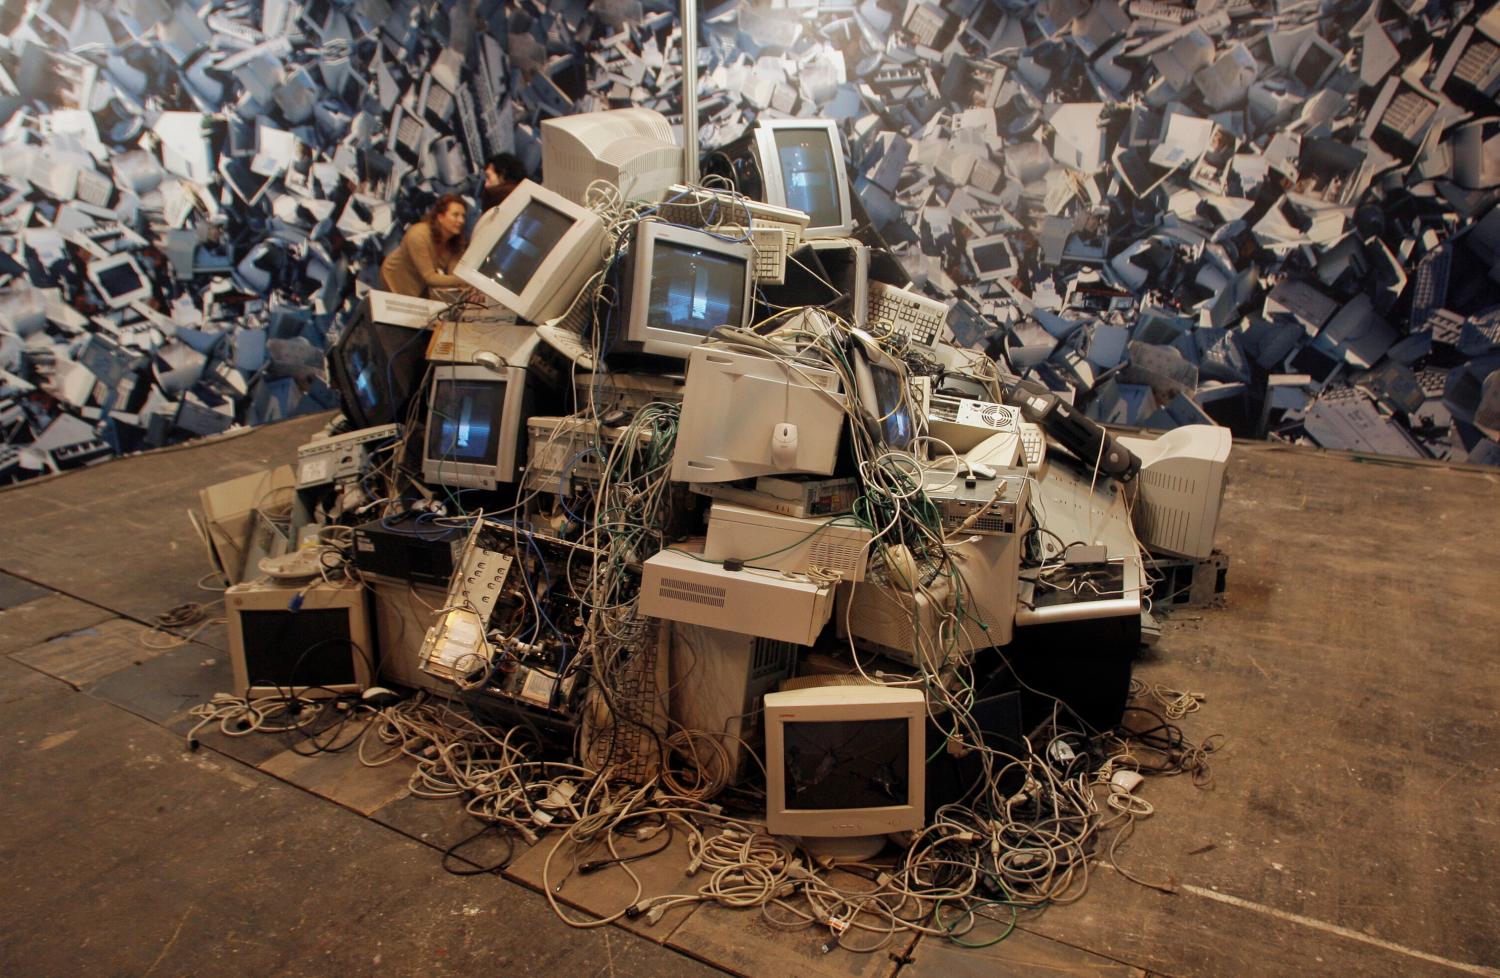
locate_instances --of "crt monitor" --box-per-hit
[764,684,926,857]
[540,107,682,206]
[850,332,916,452]
[455,179,607,324]
[620,220,754,360]
[87,253,153,309]
[226,580,373,699]
[1116,425,1232,559]
[422,363,530,489]
[761,238,869,326]
[328,291,447,429]
[753,119,854,238]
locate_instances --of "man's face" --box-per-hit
[484,165,501,188]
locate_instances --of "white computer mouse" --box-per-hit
[771,423,799,468]
[883,543,919,590]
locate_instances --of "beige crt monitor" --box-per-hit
[764,685,926,854]
[540,107,681,206]
[454,180,606,324]
[752,118,855,238]
[226,579,372,698]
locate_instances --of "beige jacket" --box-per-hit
[380,221,466,297]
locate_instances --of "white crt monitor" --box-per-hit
[672,345,846,483]
[753,118,854,238]
[455,180,606,324]
[1117,425,1232,560]
[623,221,754,359]
[540,107,682,206]
[87,253,153,309]
[764,685,926,840]
[422,363,529,489]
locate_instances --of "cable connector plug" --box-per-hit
[645,905,666,925]
[635,823,666,842]
[624,899,652,919]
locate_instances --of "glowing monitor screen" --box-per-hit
[477,199,575,294]
[426,378,506,465]
[783,718,911,811]
[774,129,842,232]
[647,240,747,338]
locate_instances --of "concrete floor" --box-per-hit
[0,415,1496,978]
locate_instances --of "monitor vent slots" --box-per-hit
[1134,499,1190,554]
[657,577,728,608]
[807,538,867,576]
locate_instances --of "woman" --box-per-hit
[380,194,469,298]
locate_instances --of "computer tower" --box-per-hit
[367,576,451,695]
[353,514,465,588]
[668,623,799,786]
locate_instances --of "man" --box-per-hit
[480,153,527,211]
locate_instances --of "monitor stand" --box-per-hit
[797,835,887,863]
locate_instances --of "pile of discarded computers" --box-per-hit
[195,108,1232,875]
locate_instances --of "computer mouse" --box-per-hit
[771,423,799,468]
[968,462,997,480]
[473,350,503,371]
[361,686,402,708]
[883,543,918,590]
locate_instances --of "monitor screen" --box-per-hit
[869,363,914,449]
[426,378,506,464]
[1293,43,1336,89]
[648,239,747,337]
[96,262,143,298]
[774,128,842,231]
[477,198,575,295]
[972,242,1014,275]
[239,608,356,689]
[347,342,381,416]
[783,718,911,810]
[341,321,421,422]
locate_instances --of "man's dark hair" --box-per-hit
[486,153,527,182]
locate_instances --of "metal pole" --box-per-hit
[682,0,699,184]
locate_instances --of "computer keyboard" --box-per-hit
[868,281,948,348]
[748,225,788,284]
[396,114,423,151]
[1453,37,1500,90]
[1408,247,1450,330]
[1019,422,1047,472]
[537,299,599,370]
[424,84,453,121]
